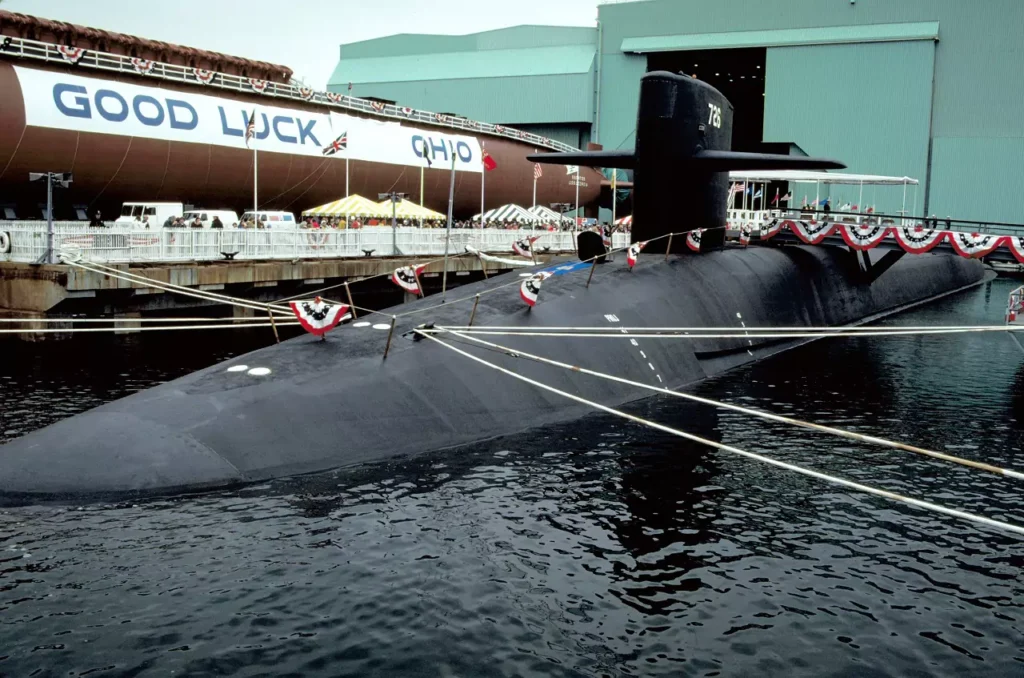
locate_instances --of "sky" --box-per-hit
[1,0,602,88]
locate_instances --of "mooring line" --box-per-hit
[433,328,1024,481]
[66,259,292,315]
[0,316,292,323]
[439,324,1019,333]
[72,257,293,313]
[0,321,301,334]
[415,329,1024,538]
[434,328,1022,340]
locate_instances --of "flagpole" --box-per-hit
[611,170,617,231]
[345,83,352,198]
[480,141,486,226]
[253,108,258,226]
[532,148,537,209]
[574,173,580,243]
[441,152,456,301]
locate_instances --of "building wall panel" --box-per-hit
[762,40,935,214]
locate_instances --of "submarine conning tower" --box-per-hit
[529,70,844,253]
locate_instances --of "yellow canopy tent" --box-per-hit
[376,198,446,222]
[302,194,390,218]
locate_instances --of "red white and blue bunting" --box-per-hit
[326,92,343,104]
[57,45,86,64]
[520,271,553,307]
[433,113,448,124]
[130,58,154,75]
[759,220,1024,262]
[248,78,269,94]
[289,297,351,337]
[686,229,705,252]
[627,241,647,269]
[392,263,428,295]
[401,107,415,117]
[370,101,387,112]
[192,68,215,85]
[512,235,541,258]
[298,87,314,101]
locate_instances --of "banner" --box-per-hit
[14,66,483,173]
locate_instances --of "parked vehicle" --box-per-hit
[239,211,296,228]
[114,202,184,228]
[182,209,239,229]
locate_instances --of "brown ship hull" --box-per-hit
[0,62,600,219]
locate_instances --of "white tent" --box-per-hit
[475,204,537,223]
[729,170,918,186]
[528,205,573,223]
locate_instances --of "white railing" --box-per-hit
[0,36,579,154]
[0,222,629,265]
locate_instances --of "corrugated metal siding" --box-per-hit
[340,26,596,59]
[329,45,595,84]
[763,41,935,215]
[620,22,939,52]
[597,0,1024,189]
[929,138,1024,223]
[595,53,646,148]
[335,73,595,125]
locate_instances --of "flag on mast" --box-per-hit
[244,111,257,148]
[533,163,543,180]
[322,131,347,156]
[771,188,780,206]
[482,150,497,171]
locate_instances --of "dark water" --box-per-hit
[2,278,1023,677]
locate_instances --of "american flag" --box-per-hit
[244,111,256,148]
[322,132,347,156]
[533,163,543,180]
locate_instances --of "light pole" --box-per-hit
[29,172,73,264]
[379,191,406,256]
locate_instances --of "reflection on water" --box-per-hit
[1,278,1023,677]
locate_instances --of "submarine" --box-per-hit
[0,71,984,499]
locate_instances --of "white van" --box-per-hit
[239,210,296,228]
[182,209,239,229]
[115,202,184,228]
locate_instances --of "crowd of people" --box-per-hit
[297,217,632,233]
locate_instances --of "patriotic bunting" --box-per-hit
[739,225,752,247]
[401,107,414,117]
[627,241,646,269]
[1007,237,1024,264]
[248,78,268,93]
[130,58,154,75]
[762,219,783,239]
[839,224,890,251]
[392,263,428,295]
[789,220,836,245]
[192,68,215,85]
[298,87,315,101]
[433,113,447,123]
[893,225,946,253]
[57,45,86,64]
[370,101,387,112]
[512,236,542,258]
[494,125,506,134]
[686,229,704,253]
[948,232,1002,258]
[290,297,351,337]
[520,271,553,307]
[326,92,343,103]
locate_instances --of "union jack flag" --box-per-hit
[244,111,256,148]
[322,132,347,156]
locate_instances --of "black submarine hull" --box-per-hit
[0,246,985,498]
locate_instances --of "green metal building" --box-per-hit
[329,0,1024,223]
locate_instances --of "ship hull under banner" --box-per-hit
[0,246,985,499]
[0,63,600,218]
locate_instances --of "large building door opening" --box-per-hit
[647,48,767,152]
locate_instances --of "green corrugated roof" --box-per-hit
[621,22,939,53]
[329,44,595,86]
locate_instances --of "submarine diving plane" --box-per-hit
[0,72,984,499]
